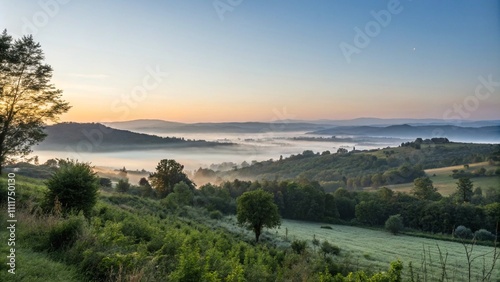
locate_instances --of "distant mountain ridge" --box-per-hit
[308,124,500,142]
[103,118,500,134]
[103,120,328,133]
[36,122,231,151]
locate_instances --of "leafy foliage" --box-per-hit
[149,159,195,198]
[291,239,308,254]
[454,225,473,239]
[45,216,84,251]
[385,214,404,235]
[116,178,130,193]
[44,160,99,218]
[0,30,70,173]
[218,141,495,189]
[411,177,439,200]
[237,189,281,242]
[4,172,499,281]
[320,240,340,257]
[456,177,474,203]
[163,181,194,209]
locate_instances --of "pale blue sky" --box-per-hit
[1,0,499,122]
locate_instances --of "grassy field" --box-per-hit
[214,216,499,281]
[273,219,499,281]
[368,162,500,196]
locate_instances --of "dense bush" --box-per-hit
[46,216,84,251]
[291,240,307,254]
[99,177,112,187]
[116,178,130,193]
[385,214,404,235]
[320,240,340,257]
[209,210,223,219]
[454,225,473,239]
[474,229,495,241]
[43,160,99,218]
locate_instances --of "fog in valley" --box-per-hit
[33,130,407,173]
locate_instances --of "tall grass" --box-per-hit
[270,219,500,280]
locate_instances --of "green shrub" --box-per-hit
[47,216,84,251]
[116,179,131,193]
[291,240,307,254]
[209,210,223,220]
[121,218,153,242]
[385,214,404,235]
[44,160,99,218]
[320,240,340,257]
[455,225,473,239]
[99,177,112,188]
[474,229,495,241]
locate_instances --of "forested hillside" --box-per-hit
[211,140,498,190]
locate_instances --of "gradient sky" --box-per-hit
[1,0,499,122]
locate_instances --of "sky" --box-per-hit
[1,0,499,123]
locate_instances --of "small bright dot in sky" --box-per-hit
[0,1,498,122]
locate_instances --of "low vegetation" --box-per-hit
[0,143,497,281]
[0,174,412,281]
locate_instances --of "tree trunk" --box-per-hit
[254,227,261,243]
[0,143,3,175]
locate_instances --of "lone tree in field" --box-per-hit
[385,214,404,235]
[149,159,195,198]
[44,160,99,218]
[0,30,70,174]
[236,189,280,242]
[457,177,473,203]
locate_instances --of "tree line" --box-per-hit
[190,177,499,237]
[197,141,498,192]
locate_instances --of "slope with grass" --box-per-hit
[377,162,500,196]
[272,219,499,281]
[0,176,81,282]
[212,215,499,281]
[0,174,405,281]
[2,172,498,281]
[218,142,497,186]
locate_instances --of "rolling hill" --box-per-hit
[212,141,499,189]
[36,122,232,151]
